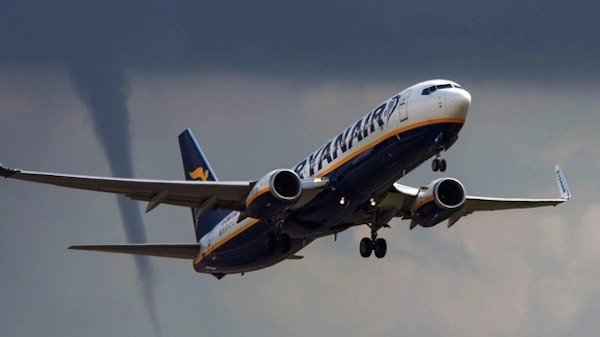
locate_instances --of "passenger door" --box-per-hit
[399,89,411,122]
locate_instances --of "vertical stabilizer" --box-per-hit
[178,129,228,241]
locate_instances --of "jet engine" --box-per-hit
[410,178,466,228]
[245,169,302,219]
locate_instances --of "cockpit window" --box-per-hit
[421,86,436,95]
[421,83,456,95]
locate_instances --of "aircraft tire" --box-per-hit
[374,238,387,258]
[432,159,439,172]
[360,237,373,258]
[279,234,291,254]
[265,233,276,253]
[439,159,447,172]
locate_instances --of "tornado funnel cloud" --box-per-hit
[69,57,161,336]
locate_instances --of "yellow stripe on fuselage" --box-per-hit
[194,217,260,264]
[314,118,465,178]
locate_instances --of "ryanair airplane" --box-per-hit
[0,79,571,279]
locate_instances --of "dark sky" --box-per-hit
[2,1,599,79]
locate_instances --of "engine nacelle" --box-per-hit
[410,178,466,228]
[245,169,302,219]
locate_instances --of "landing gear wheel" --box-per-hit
[374,238,387,258]
[264,233,276,253]
[359,237,373,258]
[432,157,447,172]
[432,158,440,172]
[439,159,447,172]
[279,234,291,254]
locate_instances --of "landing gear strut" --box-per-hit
[264,232,292,254]
[431,154,447,172]
[279,234,291,254]
[360,224,388,258]
[432,132,448,172]
[265,219,292,255]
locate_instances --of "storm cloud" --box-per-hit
[1,1,599,79]
[68,55,161,335]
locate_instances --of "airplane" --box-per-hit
[0,79,571,279]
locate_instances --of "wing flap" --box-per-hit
[464,196,565,213]
[69,243,200,259]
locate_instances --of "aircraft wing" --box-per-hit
[463,196,565,212]
[0,163,252,212]
[69,243,200,259]
[382,165,571,227]
[461,165,571,215]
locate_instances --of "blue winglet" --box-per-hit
[0,162,18,178]
[555,165,571,200]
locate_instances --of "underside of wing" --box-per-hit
[373,165,571,228]
[69,243,200,259]
[464,196,565,213]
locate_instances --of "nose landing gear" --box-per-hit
[431,132,451,172]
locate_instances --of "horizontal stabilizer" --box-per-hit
[69,243,200,259]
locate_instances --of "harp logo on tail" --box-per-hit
[189,167,210,181]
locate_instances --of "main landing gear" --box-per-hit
[360,224,388,258]
[431,154,447,172]
[264,233,292,254]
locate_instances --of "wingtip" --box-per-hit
[555,165,572,200]
[0,162,18,178]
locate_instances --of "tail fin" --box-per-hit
[178,129,229,241]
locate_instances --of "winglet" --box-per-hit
[0,162,19,178]
[555,165,571,200]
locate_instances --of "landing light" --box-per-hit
[369,198,376,207]
[339,197,346,205]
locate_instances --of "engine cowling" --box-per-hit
[245,169,302,219]
[410,178,466,228]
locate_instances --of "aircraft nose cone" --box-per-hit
[446,89,471,119]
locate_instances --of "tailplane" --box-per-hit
[178,129,229,241]
[69,244,200,259]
